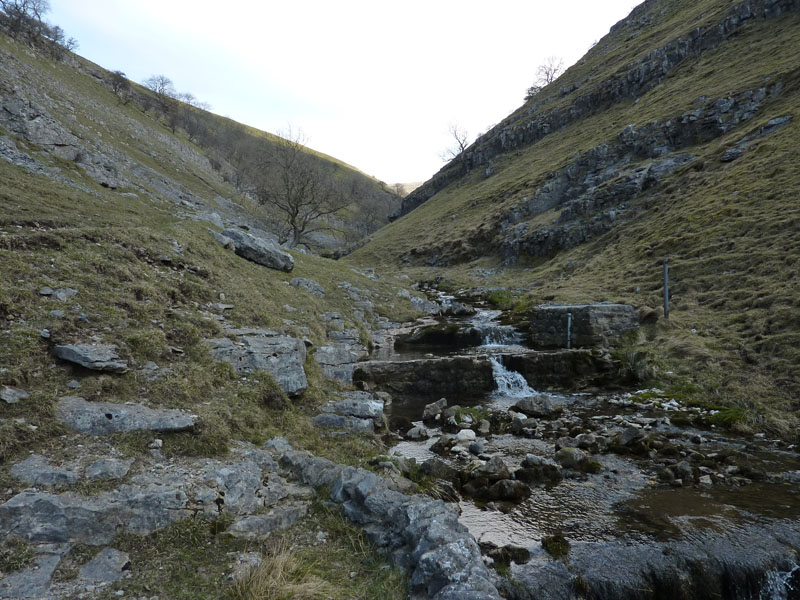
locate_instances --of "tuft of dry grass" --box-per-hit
[230,537,336,600]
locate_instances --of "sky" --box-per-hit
[49,1,640,184]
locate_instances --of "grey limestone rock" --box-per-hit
[555,447,586,469]
[79,547,131,583]
[0,486,189,544]
[57,396,197,435]
[422,398,448,423]
[0,547,64,599]
[1,385,29,404]
[290,277,325,297]
[11,454,80,486]
[221,227,294,272]
[52,287,78,302]
[321,392,384,422]
[513,394,563,418]
[311,413,374,433]
[206,329,307,396]
[228,504,308,539]
[86,458,134,480]
[54,344,129,373]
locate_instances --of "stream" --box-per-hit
[368,301,800,600]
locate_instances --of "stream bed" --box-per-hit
[369,303,800,599]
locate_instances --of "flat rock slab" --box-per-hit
[54,344,129,373]
[221,228,294,272]
[206,329,307,396]
[57,396,197,435]
[228,504,308,539]
[80,547,130,583]
[86,458,134,480]
[11,454,80,486]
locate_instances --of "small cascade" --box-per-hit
[490,357,536,398]
[761,563,799,600]
[479,325,524,347]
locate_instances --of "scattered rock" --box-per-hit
[52,288,78,302]
[228,505,308,539]
[11,455,80,486]
[54,344,129,373]
[57,396,197,435]
[86,458,134,480]
[422,398,448,423]
[554,447,586,469]
[455,429,477,442]
[513,394,563,418]
[1,385,29,404]
[290,277,325,297]
[321,392,384,423]
[406,425,430,441]
[618,425,645,446]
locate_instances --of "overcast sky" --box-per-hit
[49,1,640,184]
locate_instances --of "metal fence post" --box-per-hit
[663,260,670,321]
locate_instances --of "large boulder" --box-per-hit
[206,328,307,395]
[529,303,638,349]
[57,396,197,435]
[221,228,294,272]
[513,394,563,418]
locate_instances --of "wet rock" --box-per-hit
[698,474,713,487]
[57,396,197,434]
[576,433,597,449]
[80,547,131,583]
[555,447,586,469]
[515,464,563,485]
[488,479,531,502]
[206,328,307,395]
[618,425,645,446]
[421,458,460,486]
[11,454,80,486]
[54,344,129,373]
[474,456,512,482]
[441,300,477,316]
[354,357,494,401]
[311,413,373,433]
[513,394,563,418]
[406,425,430,441]
[221,228,294,272]
[1,385,29,404]
[529,303,638,349]
[86,458,134,480]
[290,277,325,297]
[422,397,448,424]
[455,429,477,443]
[469,441,485,456]
[673,460,695,484]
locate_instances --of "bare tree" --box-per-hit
[525,56,565,100]
[254,128,350,248]
[440,123,470,162]
[142,74,175,114]
[0,0,49,38]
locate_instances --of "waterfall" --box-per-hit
[490,357,536,398]
[761,563,798,600]
[480,325,524,347]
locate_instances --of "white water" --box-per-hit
[761,563,798,600]
[490,357,536,399]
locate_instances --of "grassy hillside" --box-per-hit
[349,0,800,436]
[0,29,418,598]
